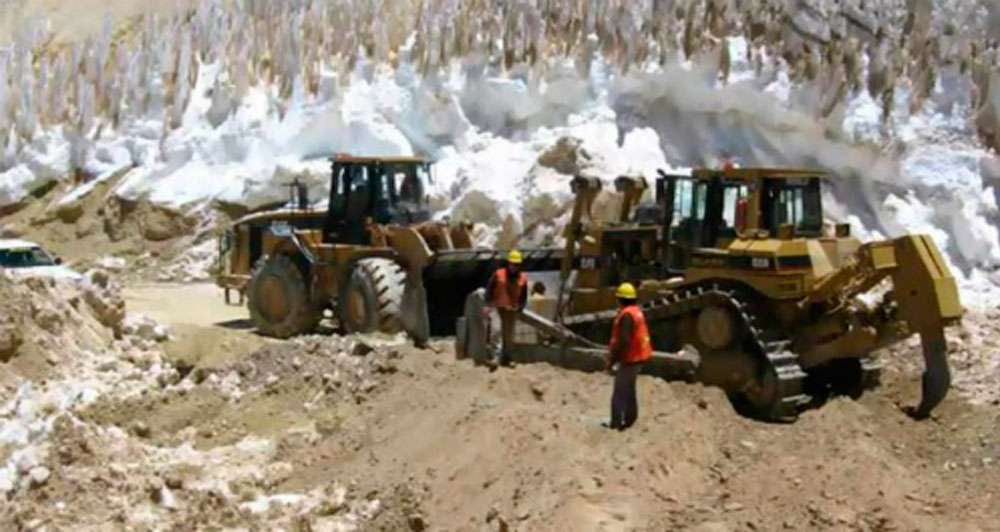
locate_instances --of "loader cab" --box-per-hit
[657,168,826,273]
[324,155,433,244]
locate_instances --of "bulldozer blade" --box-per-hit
[504,343,697,380]
[515,309,603,349]
[454,299,698,379]
[909,329,951,420]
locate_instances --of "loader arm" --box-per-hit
[803,235,962,418]
[556,177,602,318]
[614,175,648,223]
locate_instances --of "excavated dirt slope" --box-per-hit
[4,281,997,531]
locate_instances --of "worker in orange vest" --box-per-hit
[485,249,529,367]
[606,282,653,430]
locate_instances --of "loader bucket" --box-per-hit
[420,248,564,336]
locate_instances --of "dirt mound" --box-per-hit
[265,341,1000,532]
[6,276,1000,530]
[84,332,1000,531]
[1,275,420,530]
[0,269,124,389]
[0,279,28,362]
[0,269,176,507]
[3,413,387,531]
[233,334,405,399]
[6,332,422,530]
[80,334,406,450]
[0,176,225,285]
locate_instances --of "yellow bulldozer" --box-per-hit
[216,154,560,342]
[459,168,962,421]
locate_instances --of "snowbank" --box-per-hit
[0,2,998,305]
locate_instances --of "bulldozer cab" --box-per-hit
[658,168,827,272]
[324,155,432,244]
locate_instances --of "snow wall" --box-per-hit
[0,0,999,306]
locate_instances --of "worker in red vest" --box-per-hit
[606,282,653,430]
[485,249,529,367]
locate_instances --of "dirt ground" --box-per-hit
[124,282,272,370]
[11,283,974,531]
[2,0,999,528]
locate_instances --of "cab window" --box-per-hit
[671,180,694,227]
[763,178,822,236]
[0,247,55,268]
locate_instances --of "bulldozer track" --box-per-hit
[562,283,884,420]
[657,284,810,420]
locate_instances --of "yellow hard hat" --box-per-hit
[616,282,637,300]
[507,249,523,264]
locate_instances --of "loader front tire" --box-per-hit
[248,255,321,339]
[340,258,406,334]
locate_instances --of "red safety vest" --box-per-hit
[735,196,748,232]
[610,305,653,364]
[492,267,527,311]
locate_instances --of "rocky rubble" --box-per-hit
[2,414,393,530]
[79,269,126,333]
[205,334,408,406]
[0,268,171,496]
[155,237,218,283]
[1,292,415,531]
[0,278,26,362]
[941,313,1000,407]
[883,312,1000,407]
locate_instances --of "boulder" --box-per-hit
[536,136,594,176]
[122,314,170,343]
[82,269,126,332]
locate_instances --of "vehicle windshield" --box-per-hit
[385,163,429,206]
[0,247,56,268]
[762,177,823,236]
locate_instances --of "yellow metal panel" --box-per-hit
[746,239,783,254]
[890,235,963,329]
[727,239,755,255]
[817,239,838,268]
[870,243,897,270]
[914,235,962,319]
[806,240,833,279]
[776,240,810,257]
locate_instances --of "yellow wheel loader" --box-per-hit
[459,168,962,421]
[216,154,561,341]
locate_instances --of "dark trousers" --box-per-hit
[611,362,643,429]
[498,308,517,362]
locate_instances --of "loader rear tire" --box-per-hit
[340,258,406,334]
[248,255,321,339]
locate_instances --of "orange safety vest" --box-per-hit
[610,305,653,364]
[492,267,527,311]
